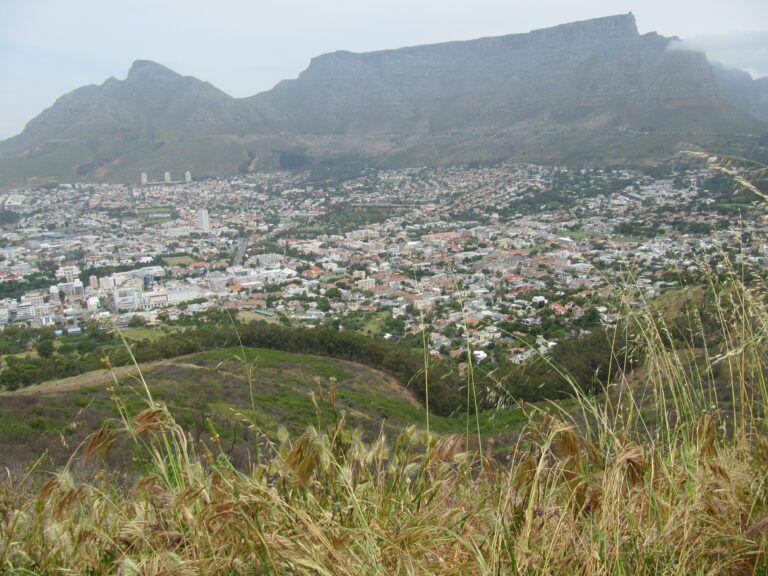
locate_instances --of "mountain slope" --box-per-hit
[0,60,272,183]
[0,14,766,186]
[246,14,763,167]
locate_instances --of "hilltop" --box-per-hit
[0,14,766,186]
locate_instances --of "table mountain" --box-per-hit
[1,13,766,186]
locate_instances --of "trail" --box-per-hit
[0,359,178,396]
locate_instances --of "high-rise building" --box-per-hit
[140,172,148,185]
[198,209,210,232]
[185,170,192,183]
[164,171,171,183]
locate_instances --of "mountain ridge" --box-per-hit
[1,13,766,186]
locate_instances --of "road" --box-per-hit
[233,236,248,267]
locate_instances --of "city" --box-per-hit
[0,161,760,372]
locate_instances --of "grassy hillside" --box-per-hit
[0,269,766,573]
[0,346,528,474]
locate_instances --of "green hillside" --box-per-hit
[0,346,527,473]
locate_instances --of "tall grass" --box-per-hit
[1,282,764,575]
[1,165,768,574]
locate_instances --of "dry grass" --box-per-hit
[1,277,767,574]
[1,159,768,575]
[1,333,766,576]
[0,405,765,575]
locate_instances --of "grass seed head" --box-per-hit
[83,424,118,461]
[133,408,172,435]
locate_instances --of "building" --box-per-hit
[356,278,376,291]
[56,264,81,283]
[114,287,139,310]
[198,209,210,233]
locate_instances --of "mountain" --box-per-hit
[712,64,768,124]
[0,13,766,186]
[0,60,267,185]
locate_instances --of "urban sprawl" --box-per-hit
[0,162,759,364]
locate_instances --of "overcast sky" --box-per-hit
[1,0,766,140]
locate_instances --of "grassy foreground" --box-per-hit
[3,149,768,573]
[0,276,766,575]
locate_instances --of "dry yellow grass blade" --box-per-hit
[431,434,466,464]
[133,408,172,435]
[283,430,322,486]
[83,424,118,461]
[616,440,646,487]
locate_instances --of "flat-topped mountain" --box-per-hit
[1,14,766,186]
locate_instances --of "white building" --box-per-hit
[198,209,210,233]
[356,277,376,291]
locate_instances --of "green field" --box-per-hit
[361,311,388,335]
[136,206,174,215]
[120,326,181,341]
[163,255,195,266]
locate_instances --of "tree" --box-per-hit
[128,315,147,328]
[34,338,55,359]
[325,287,342,300]
[576,307,601,328]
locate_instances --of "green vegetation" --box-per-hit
[1,157,768,574]
[0,320,468,415]
[162,255,195,266]
[120,326,180,341]
[0,272,58,300]
[0,347,456,470]
[1,258,766,574]
[289,204,404,238]
[0,209,21,225]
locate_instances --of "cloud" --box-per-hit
[670,31,768,78]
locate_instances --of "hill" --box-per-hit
[1,14,767,186]
[1,275,766,574]
[0,346,526,473]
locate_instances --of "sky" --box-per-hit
[1,0,767,140]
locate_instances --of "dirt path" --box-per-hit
[0,359,177,396]
[0,353,421,408]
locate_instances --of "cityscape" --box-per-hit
[0,160,758,365]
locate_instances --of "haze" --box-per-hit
[1,0,766,140]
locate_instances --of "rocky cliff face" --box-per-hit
[0,14,766,185]
[255,15,739,136]
[244,14,763,169]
